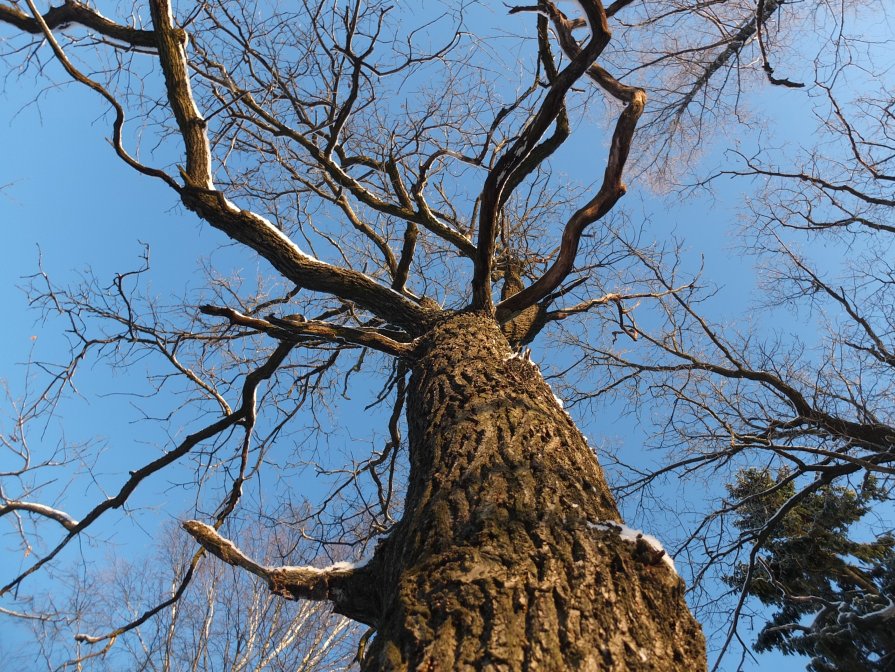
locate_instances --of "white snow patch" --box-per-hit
[7,501,78,528]
[526,8,551,20]
[543,378,570,415]
[504,349,537,366]
[278,556,371,574]
[221,196,320,261]
[255,216,317,260]
[859,598,895,622]
[588,521,677,574]
[504,351,571,413]
[329,558,370,571]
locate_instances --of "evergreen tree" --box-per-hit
[726,469,895,671]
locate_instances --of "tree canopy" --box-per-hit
[1,1,893,670]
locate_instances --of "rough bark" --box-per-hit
[499,260,548,348]
[363,312,705,671]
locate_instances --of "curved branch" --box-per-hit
[496,5,646,320]
[756,0,804,88]
[0,342,295,597]
[0,1,156,48]
[0,500,78,531]
[472,0,613,314]
[183,520,379,626]
[14,0,178,189]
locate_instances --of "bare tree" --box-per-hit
[572,20,895,668]
[0,0,887,670]
[22,524,358,671]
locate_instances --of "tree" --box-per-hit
[26,524,359,671]
[725,468,895,671]
[568,3,895,666]
[0,0,889,670]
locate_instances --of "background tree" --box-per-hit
[725,468,894,671]
[573,4,895,667]
[0,0,891,670]
[24,524,359,671]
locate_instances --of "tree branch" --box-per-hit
[1,341,295,597]
[0,1,156,48]
[199,304,415,358]
[0,500,78,531]
[13,0,178,189]
[143,1,437,332]
[183,520,379,626]
[472,0,613,314]
[496,3,646,321]
[674,0,791,118]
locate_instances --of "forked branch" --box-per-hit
[146,0,437,332]
[472,0,612,313]
[496,1,646,322]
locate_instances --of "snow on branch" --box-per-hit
[182,521,379,625]
[0,500,79,531]
[183,521,269,578]
[855,598,895,624]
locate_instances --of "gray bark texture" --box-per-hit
[361,312,706,671]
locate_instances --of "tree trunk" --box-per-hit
[364,312,706,671]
